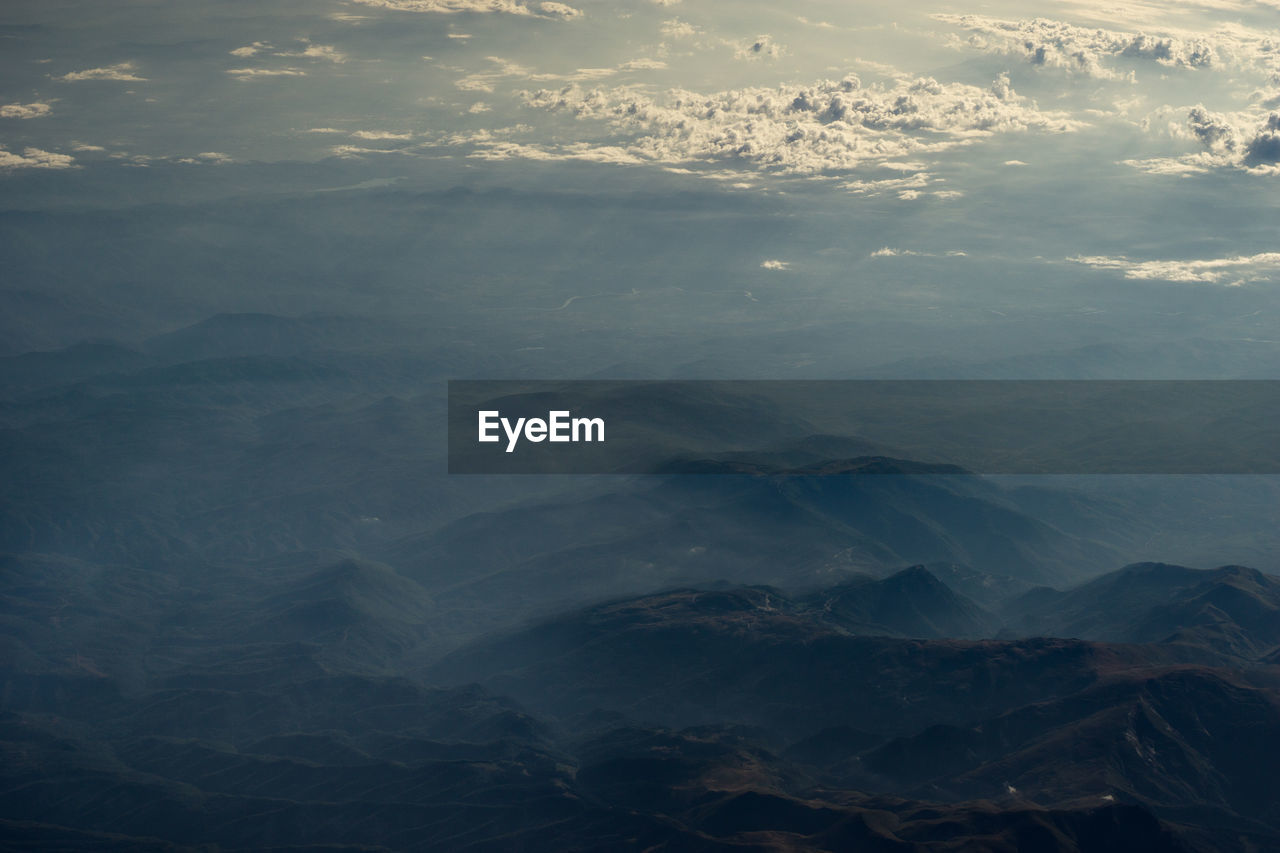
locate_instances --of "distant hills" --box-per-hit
[3,311,1280,850]
[1004,562,1280,660]
[5,540,1279,850]
[425,563,1280,851]
[13,555,1275,850]
[390,464,1124,646]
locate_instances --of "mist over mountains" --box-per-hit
[1,303,1278,851]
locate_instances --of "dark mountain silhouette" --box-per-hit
[428,577,1187,739]
[804,564,1000,638]
[1005,562,1280,660]
[425,573,1280,851]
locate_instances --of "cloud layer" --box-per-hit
[0,147,75,169]
[1071,252,1280,284]
[491,72,1083,178]
[57,62,145,82]
[0,102,52,119]
[346,0,581,18]
[937,15,1221,80]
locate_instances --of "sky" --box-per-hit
[2,0,1279,372]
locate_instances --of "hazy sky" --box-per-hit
[2,0,1279,365]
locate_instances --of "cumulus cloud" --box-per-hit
[57,62,145,82]
[0,102,52,119]
[501,72,1083,178]
[346,0,581,18]
[1136,106,1280,174]
[937,15,1226,80]
[0,147,75,170]
[734,35,784,61]
[1244,113,1280,166]
[760,259,790,270]
[1070,252,1280,284]
[1187,105,1236,152]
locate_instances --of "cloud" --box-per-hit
[503,72,1084,178]
[1047,0,1280,30]
[734,35,784,61]
[346,0,581,18]
[456,57,534,92]
[57,62,145,82]
[661,18,699,39]
[176,151,233,165]
[1121,156,1209,175]
[938,14,1210,79]
[621,58,666,71]
[1070,252,1280,284]
[0,102,52,119]
[281,43,348,63]
[870,247,967,257]
[466,140,646,165]
[231,42,272,57]
[841,170,935,197]
[1136,106,1280,174]
[760,259,790,270]
[0,147,75,170]
[1187,105,1236,152]
[797,16,837,29]
[456,55,664,92]
[351,129,413,139]
[1244,113,1280,166]
[226,67,307,79]
[234,41,347,63]
[539,2,581,18]
[330,144,418,157]
[938,14,1280,83]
